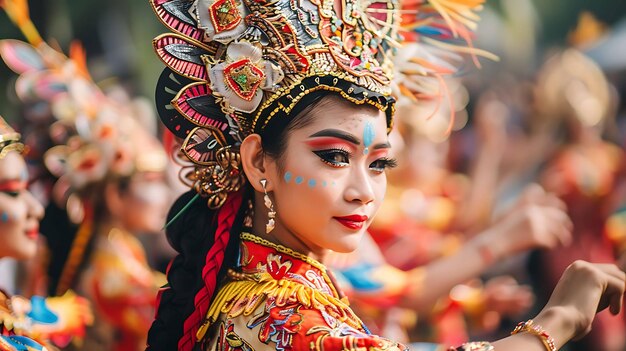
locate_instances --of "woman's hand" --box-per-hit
[484,185,573,259]
[492,260,625,350]
[536,260,626,344]
[482,276,534,318]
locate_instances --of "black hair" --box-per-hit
[146,92,341,350]
[41,176,135,296]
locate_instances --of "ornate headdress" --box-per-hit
[146,2,491,349]
[0,3,169,294]
[0,116,25,159]
[535,48,611,128]
[0,39,168,213]
[150,0,492,209]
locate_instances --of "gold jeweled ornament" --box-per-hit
[209,0,242,34]
[0,116,24,159]
[260,179,276,233]
[224,59,265,101]
[151,0,490,209]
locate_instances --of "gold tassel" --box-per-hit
[198,277,364,341]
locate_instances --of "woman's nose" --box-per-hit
[344,167,375,205]
[25,190,44,221]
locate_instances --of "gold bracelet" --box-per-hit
[511,319,557,351]
[448,341,495,350]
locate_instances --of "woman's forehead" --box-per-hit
[308,105,386,131]
[0,152,26,180]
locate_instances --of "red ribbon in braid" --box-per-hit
[178,191,243,351]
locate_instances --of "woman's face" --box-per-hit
[267,100,394,254]
[0,152,44,259]
[118,172,171,234]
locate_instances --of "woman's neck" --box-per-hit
[251,205,327,262]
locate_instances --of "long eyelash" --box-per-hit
[313,148,352,167]
[327,147,352,156]
[2,191,20,198]
[373,157,398,170]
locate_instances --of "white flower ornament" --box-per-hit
[209,41,284,113]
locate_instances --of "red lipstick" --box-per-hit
[25,227,39,240]
[334,215,368,230]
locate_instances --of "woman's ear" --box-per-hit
[240,134,271,193]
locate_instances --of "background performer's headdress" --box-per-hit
[0,36,168,214]
[150,0,493,209]
[0,1,169,295]
[0,116,24,159]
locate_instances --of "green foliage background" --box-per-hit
[0,0,625,121]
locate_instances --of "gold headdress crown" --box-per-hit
[0,116,24,159]
[151,0,490,208]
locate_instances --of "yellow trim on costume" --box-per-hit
[240,232,328,274]
[198,271,364,341]
[197,232,366,341]
[239,232,342,299]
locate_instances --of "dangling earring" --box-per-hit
[260,179,276,233]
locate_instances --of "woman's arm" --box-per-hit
[399,196,571,313]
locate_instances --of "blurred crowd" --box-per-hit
[0,1,625,351]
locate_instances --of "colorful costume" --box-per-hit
[532,49,626,351]
[147,0,496,350]
[0,290,92,351]
[0,4,170,350]
[196,233,492,351]
[79,229,166,351]
[0,116,91,350]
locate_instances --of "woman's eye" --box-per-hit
[314,149,350,167]
[2,191,21,198]
[370,157,398,173]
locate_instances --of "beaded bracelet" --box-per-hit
[511,319,557,351]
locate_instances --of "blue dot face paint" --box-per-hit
[363,121,375,155]
[285,172,327,189]
[1,212,9,223]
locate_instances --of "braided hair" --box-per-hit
[145,93,334,350]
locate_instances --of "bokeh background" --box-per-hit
[2,0,626,123]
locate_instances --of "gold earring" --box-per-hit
[260,179,276,233]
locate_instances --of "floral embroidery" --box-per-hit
[247,301,304,351]
[265,254,293,281]
[216,321,255,351]
[201,234,408,351]
[307,309,371,339]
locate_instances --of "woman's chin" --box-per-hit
[325,233,364,253]
[10,243,37,260]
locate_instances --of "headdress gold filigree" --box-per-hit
[0,116,24,159]
[151,0,491,208]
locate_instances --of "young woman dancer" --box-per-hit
[146,1,626,350]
